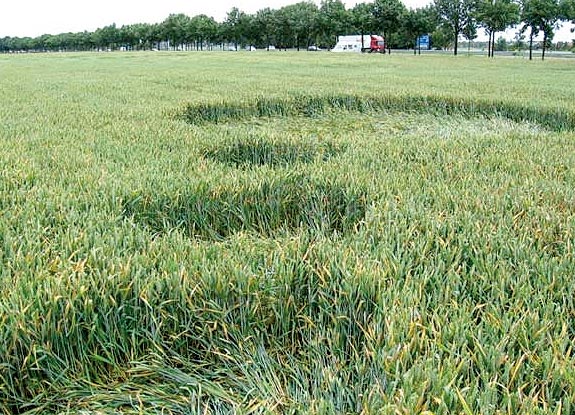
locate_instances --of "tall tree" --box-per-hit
[274,7,293,49]
[223,9,259,49]
[560,0,575,23]
[402,6,438,54]
[223,7,244,49]
[93,24,120,50]
[189,15,218,50]
[373,0,408,52]
[255,8,279,49]
[350,2,378,50]
[127,23,156,50]
[476,0,520,57]
[435,0,477,55]
[461,9,478,53]
[520,0,563,60]
[317,0,352,46]
[281,2,319,50]
[118,25,137,50]
[567,1,575,52]
[161,14,192,50]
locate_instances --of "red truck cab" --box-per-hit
[369,35,385,53]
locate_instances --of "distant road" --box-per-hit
[388,49,575,59]
[269,48,575,59]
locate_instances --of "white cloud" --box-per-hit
[1,0,572,41]
[0,0,431,37]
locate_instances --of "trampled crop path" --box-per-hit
[1,51,574,414]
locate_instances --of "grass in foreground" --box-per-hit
[0,52,574,414]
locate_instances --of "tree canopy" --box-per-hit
[0,0,573,55]
[521,0,565,59]
[434,0,477,55]
[476,0,521,57]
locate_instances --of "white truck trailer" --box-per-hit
[331,35,385,53]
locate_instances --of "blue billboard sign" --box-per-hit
[417,34,430,50]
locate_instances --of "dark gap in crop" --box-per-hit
[122,177,367,240]
[183,94,575,132]
[202,138,343,168]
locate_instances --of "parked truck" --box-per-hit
[331,35,385,53]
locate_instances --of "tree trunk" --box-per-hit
[542,32,547,60]
[487,31,491,57]
[454,27,458,56]
[529,30,533,60]
[491,31,495,58]
[489,32,495,57]
[414,36,417,55]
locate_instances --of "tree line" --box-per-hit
[1,0,574,59]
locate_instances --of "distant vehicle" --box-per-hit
[331,35,385,53]
[308,45,321,51]
[227,46,237,51]
[245,45,256,52]
[267,45,276,51]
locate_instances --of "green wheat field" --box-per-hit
[1,52,574,414]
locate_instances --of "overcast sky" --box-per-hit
[1,0,573,41]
